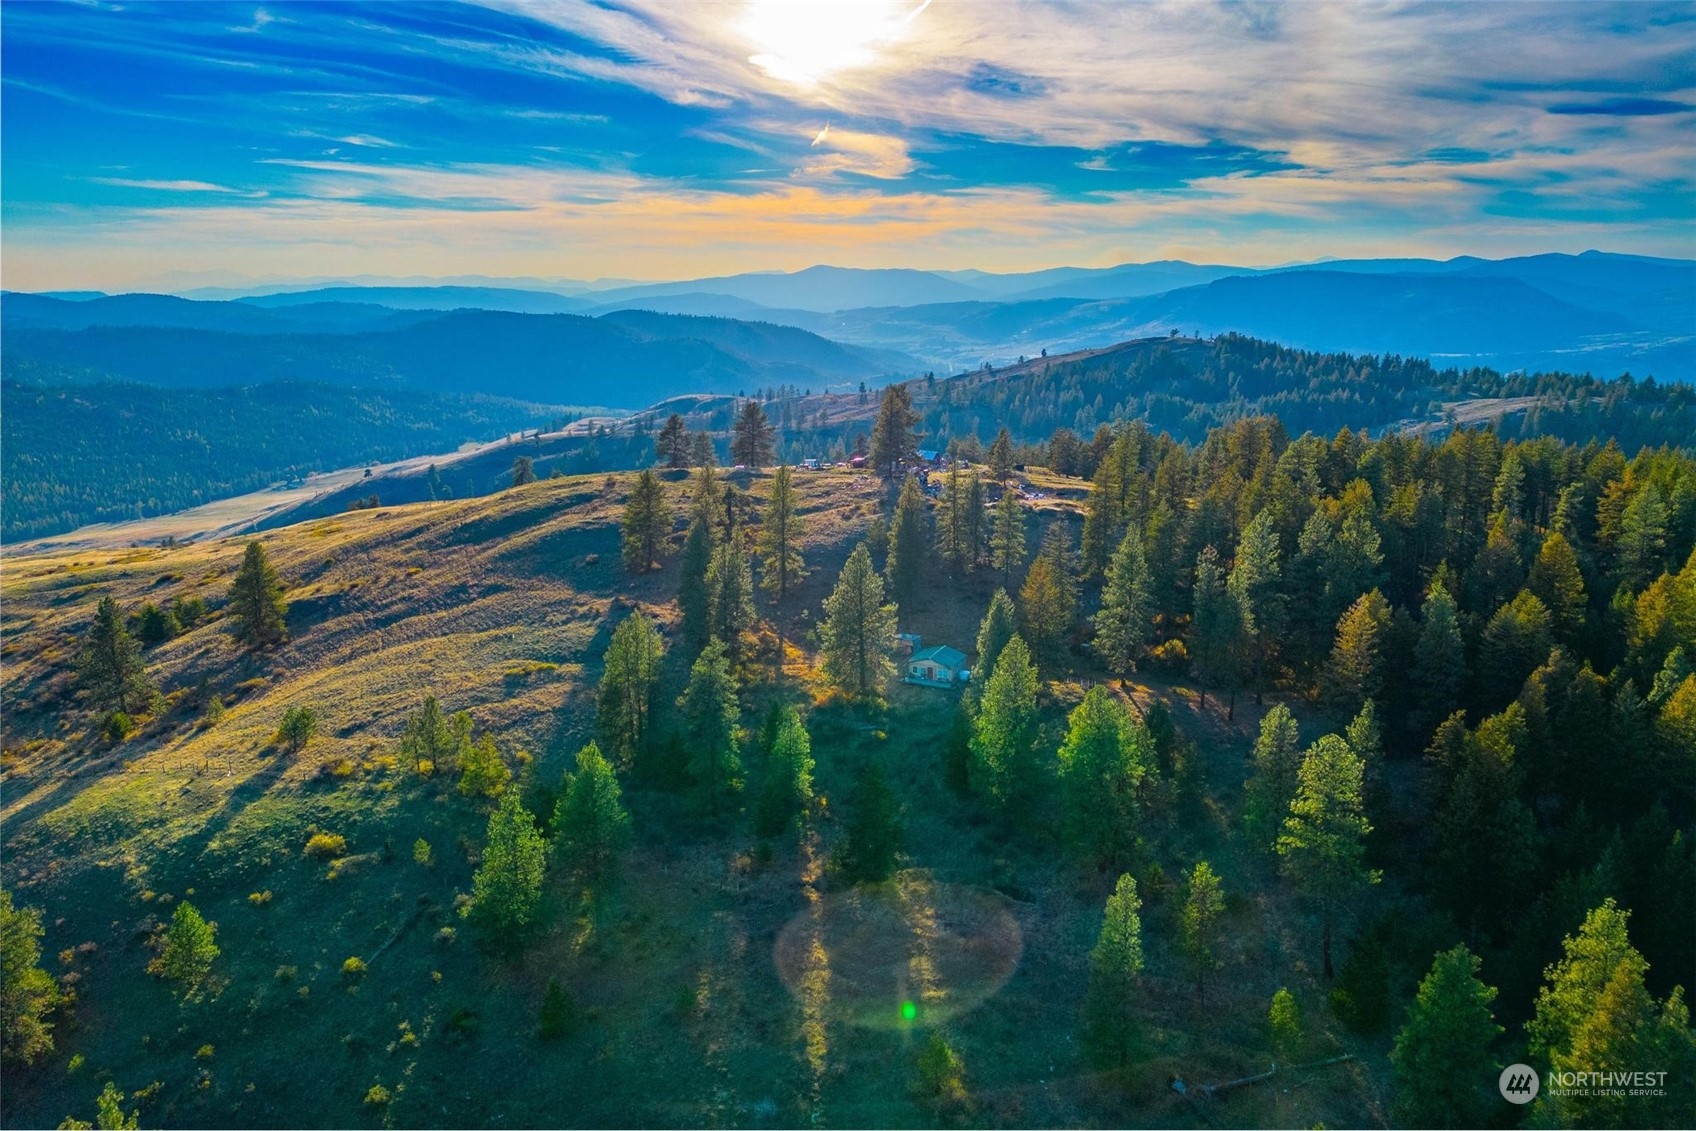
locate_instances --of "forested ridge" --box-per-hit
[0,380,552,541]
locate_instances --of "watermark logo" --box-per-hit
[1500,1064,1540,1104]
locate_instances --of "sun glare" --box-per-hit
[742,0,929,87]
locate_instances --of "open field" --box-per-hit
[4,469,1394,1129]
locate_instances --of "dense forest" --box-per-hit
[724,335,1696,461]
[0,380,553,541]
[3,389,1693,1128]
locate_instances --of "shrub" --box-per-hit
[195,1044,214,1060]
[275,705,319,756]
[246,891,272,907]
[303,833,347,859]
[202,697,225,728]
[1269,987,1303,1059]
[274,966,297,983]
[342,956,367,979]
[104,712,134,742]
[537,978,577,1041]
[413,839,433,867]
[363,1085,391,1107]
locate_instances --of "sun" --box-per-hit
[741,0,929,87]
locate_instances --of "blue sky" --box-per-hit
[2,0,1692,290]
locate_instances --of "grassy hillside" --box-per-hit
[1,470,1388,1130]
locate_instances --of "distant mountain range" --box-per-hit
[7,251,1691,396]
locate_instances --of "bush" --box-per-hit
[275,705,319,755]
[1269,987,1303,1059]
[537,978,577,1041]
[303,833,347,859]
[363,1085,391,1107]
[413,838,433,867]
[246,891,272,907]
[103,712,134,742]
[202,697,225,728]
[342,956,367,979]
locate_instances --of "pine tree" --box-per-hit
[1324,588,1392,715]
[537,978,578,1041]
[935,462,970,570]
[757,465,806,613]
[886,475,930,605]
[837,762,902,883]
[1243,704,1302,850]
[1390,945,1502,1128]
[1276,734,1379,978]
[457,733,511,798]
[819,544,899,700]
[511,456,536,487]
[1094,523,1152,676]
[677,514,717,659]
[1268,987,1303,1059]
[1330,930,1390,1033]
[399,696,469,776]
[1180,861,1225,999]
[1019,555,1072,673]
[621,469,673,573]
[730,399,776,468]
[1190,544,1243,710]
[1081,874,1144,1068]
[990,489,1025,588]
[0,890,60,1066]
[987,428,1016,480]
[275,705,318,756]
[688,430,716,469]
[1528,529,1587,642]
[1477,590,1553,707]
[1411,581,1465,737]
[707,529,755,662]
[1080,431,1128,577]
[227,540,288,648]
[467,789,547,937]
[975,589,1018,680]
[655,413,690,469]
[1057,686,1149,869]
[76,597,154,714]
[969,635,1040,814]
[869,384,919,479]
[597,612,663,773]
[1616,483,1669,592]
[1227,511,1284,698]
[754,706,815,837]
[134,601,179,647]
[679,639,741,816]
[964,473,987,569]
[551,742,633,886]
[153,901,219,991]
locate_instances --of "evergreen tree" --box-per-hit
[1081,874,1144,1068]
[964,473,988,569]
[987,427,1016,480]
[1269,987,1303,1059]
[677,513,718,659]
[1343,698,1384,805]
[399,696,469,776]
[837,762,902,883]
[511,456,537,487]
[621,468,673,574]
[551,742,633,886]
[754,706,815,837]
[1019,555,1072,673]
[467,788,547,937]
[969,635,1041,814]
[990,489,1025,588]
[1390,945,1503,1130]
[76,597,154,714]
[458,733,512,798]
[153,901,219,991]
[1528,529,1588,642]
[975,589,1018,679]
[819,544,899,699]
[679,639,742,816]
[1477,591,1554,707]
[1277,734,1379,978]
[537,978,578,1041]
[1094,523,1153,676]
[1080,430,1131,577]
[730,399,776,468]
[597,612,663,773]
[0,890,60,1066]
[275,705,318,756]
[134,601,179,648]
[1057,686,1149,869]
[1243,704,1302,850]
[1227,511,1284,698]
[688,430,716,469]
[869,384,919,479]
[886,475,930,606]
[1330,930,1390,1033]
[655,413,690,469]
[1180,861,1225,999]
[1324,589,1393,715]
[1190,544,1244,710]
[707,529,756,662]
[1615,482,1669,592]
[935,462,971,571]
[1411,581,1465,738]
[757,465,806,613]
[227,540,288,647]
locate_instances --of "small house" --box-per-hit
[907,645,969,688]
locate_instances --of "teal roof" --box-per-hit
[911,645,967,669]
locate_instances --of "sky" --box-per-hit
[2,0,1693,291]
